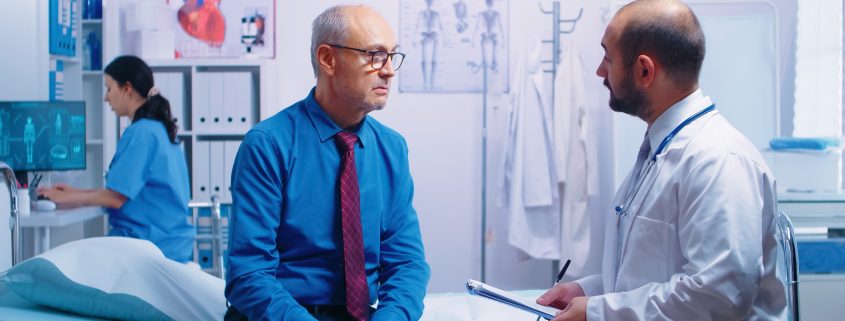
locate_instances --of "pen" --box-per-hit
[537,259,571,321]
[556,259,571,283]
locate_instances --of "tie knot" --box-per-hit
[335,131,358,152]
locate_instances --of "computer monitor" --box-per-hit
[0,101,86,174]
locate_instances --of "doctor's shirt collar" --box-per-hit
[646,89,712,154]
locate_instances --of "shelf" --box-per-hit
[82,19,102,25]
[86,139,103,145]
[50,55,80,64]
[82,70,103,76]
[147,58,265,67]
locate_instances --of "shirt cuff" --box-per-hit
[574,274,603,296]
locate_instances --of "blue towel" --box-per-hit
[769,137,840,151]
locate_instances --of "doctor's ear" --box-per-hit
[635,54,656,87]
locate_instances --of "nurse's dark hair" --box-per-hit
[104,55,178,144]
[617,2,705,89]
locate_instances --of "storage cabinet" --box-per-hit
[778,193,845,320]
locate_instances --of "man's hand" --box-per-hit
[536,282,585,309]
[552,296,588,321]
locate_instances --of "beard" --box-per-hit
[606,75,649,119]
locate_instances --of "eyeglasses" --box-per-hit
[328,44,405,71]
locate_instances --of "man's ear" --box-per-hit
[635,54,656,88]
[316,44,337,77]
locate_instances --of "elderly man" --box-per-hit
[225,5,430,321]
[536,0,787,320]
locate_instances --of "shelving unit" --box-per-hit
[0,0,107,258]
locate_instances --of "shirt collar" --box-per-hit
[646,89,712,153]
[303,87,370,148]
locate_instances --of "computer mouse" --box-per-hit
[34,200,57,211]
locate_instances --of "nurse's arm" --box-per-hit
[38,186,126,209]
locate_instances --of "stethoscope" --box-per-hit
[614,104,716,217]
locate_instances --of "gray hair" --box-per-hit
[311,5,351,77]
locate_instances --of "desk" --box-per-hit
[19,206,106,254]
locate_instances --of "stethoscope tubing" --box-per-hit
[614,104,716,216]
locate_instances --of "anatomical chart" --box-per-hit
[400,0,509,93]
[172,0,275,58]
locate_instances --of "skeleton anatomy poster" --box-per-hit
[400,0,509,93]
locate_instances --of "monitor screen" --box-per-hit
[0,101,86,172]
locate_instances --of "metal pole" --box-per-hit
[481,57,488,282]
[1,162,21,266]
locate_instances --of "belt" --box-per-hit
[301,304,349,316]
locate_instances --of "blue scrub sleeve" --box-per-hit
[372,140,431,321]
[105,127,153,200]
[224,131,316,321]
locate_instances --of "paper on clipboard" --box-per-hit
[465,279,559,320]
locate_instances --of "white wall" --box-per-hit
[273,0,616,292]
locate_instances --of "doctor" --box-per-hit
[536,0,787,320]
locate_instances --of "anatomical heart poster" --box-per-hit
[172,0,276,58]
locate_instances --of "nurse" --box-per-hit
[39,56,194,263]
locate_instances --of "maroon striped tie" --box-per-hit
[335,131,369,321]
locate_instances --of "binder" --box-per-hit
[223,140,241,203]
[466,279,558,320]
[192,72,210,133]
[192,141,210,201]
[223,72,253,132]
[209,141,225,199]
[153,72,185,129]
[208,73,224,129]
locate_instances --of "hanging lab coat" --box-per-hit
[553,41,601,278]
[500,35,561,259]
[574,91,787,320]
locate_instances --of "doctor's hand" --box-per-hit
[536,282,585,309]
[551,296,588,321]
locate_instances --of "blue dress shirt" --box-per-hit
[225,89,430,321]
[105,119,194,262]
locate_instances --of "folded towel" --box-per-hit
[769,137,840,151]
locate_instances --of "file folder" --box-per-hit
[466,279,558,320]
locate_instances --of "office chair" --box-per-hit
[777,211,800,321]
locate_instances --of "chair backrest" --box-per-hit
[776,211,800,321]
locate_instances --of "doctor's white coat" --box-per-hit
[575,91,787,320]
[501,36,561,259]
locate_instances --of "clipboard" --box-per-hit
[465,279,559,320]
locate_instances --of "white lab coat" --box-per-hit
[501,36,561,259]
[553,41,601,277]
[575,90,787,320]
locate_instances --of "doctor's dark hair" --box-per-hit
[618,8,706,89]
[104,55,179,144]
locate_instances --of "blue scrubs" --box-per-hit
[105,119,194,262]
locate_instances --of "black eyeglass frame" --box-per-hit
[328,44,406,71]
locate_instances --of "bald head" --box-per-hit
[611,0,705,88]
